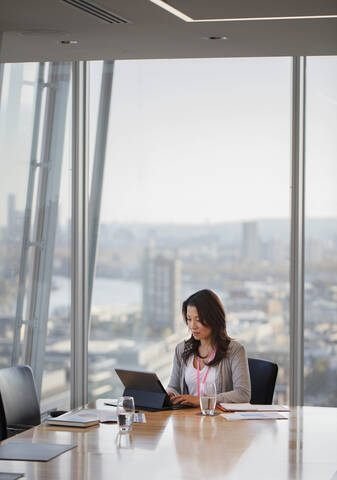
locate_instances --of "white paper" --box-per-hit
[221,412,287,421]
[89,409,146,424]
[219,403,290,412]
[103,399,118,406]
[94,409,117,422]
[134,413,147,424]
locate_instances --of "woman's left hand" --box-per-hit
[171,394,199,407]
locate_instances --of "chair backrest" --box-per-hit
[0,393,7,441]
[0,365,41,428]
[248,358,278,404]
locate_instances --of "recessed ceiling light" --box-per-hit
[59,40,79,45]
[204,35,228,40]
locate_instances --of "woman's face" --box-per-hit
[186,305,212,342]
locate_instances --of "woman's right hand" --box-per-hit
[167,391,176,399]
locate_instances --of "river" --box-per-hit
[50,275,142,311]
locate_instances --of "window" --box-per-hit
[0,62,72,410]
[2,56,334,408]
[304,56,337,406]
[88,58,292,403]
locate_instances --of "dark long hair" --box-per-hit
[182,289,231,366]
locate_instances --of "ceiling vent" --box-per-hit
[62,0,130,24]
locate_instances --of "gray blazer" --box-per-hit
[167,339,251,403]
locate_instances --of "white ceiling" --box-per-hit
[0,0,336,63]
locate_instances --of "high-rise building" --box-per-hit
[7,193,24,241]
[262,237,286,265]
[142,247,181,335]
[241,221,259,261]
[7,193,16,234]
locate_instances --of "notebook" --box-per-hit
[46,410,99,428]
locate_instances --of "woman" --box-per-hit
[167,289,251,406]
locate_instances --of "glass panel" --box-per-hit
[88,58,292,404]
[304,56,337,406]
[0,63,37,368]
[0,62,72,411]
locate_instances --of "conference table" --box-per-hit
[0,401,336,480]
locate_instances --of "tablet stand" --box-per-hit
[123,388,168,410]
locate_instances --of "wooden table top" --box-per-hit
[0,403,336,480]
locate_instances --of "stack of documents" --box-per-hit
[218,403,289,421]
[46,408,146,427]
[46,410,100,428]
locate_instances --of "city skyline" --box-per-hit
[2,192,337,246]
[1,189,336,407]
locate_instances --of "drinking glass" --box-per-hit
[117,396,135,432]
[200,382,217,416]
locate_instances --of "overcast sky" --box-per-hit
[0,56,336,227]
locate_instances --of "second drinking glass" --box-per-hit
[200,382,217,416]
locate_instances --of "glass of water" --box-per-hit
[200,382,217,416]
[117,396,135,432]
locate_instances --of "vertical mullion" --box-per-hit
[71,61,88,408]
[290,56,306,406]
[88,61,114,329]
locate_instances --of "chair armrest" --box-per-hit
[7,424,35,431]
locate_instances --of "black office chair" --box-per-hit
[0,365,41,439]
[0,393,7,441]
[248,358,278,404]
